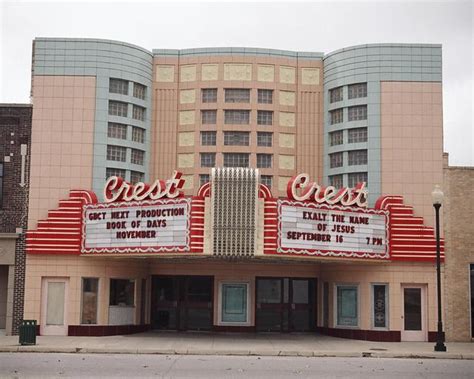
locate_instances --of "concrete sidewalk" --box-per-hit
[0,332,473,359]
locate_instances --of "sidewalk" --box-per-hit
[0,332,473,359]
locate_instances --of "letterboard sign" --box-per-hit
[82,198,190,254]
[278,200,389,259]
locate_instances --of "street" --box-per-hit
[0,353,473,378]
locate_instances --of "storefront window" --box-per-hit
[372,284,388,328]
[110,279,135,306]
[470,264,474,338]
[81,278,98,324]
[221,283,248,323]
[336,285,358,327]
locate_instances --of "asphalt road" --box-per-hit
[0,353,473,378]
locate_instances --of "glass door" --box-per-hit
[401,285,427,341]
[256,278,283,331]
[290,279,316,332]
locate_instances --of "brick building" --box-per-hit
[0,104,32,335]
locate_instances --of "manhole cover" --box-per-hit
[369,348,388,351]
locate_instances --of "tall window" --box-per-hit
[106,167,125,179]
[225,88,250,103]
[329,174,343,188]
[202,110,217,125]
[199,174,210,186]
[348,105,367,121]
[258,89,273,104]
[133,83,146,100]
[348,150,367,166]
[200,153,216,167]
[132,105,145,121]
[260,175,272,189]
[202,88,217,103]
[109,101,128,117]
[132,127,145,143]
[372,284,388,329]
[107,123,127,140]
[330,108,343,125]
[348,172,368,187]
[223,153,249,167]
[257,154,272,168]
[348,127,368,143]
[224,110,250,125]
[329,87,343,103]
[81,278,99,324]
[0,163,3,207]
[131,149,144,165]
[348,83,367,99]
[109,78,128,95]
[109,279,135,306]
[257,132,273,147]
[201,131,217,146]
[107,145,126,162]
[130,171,144,183]
[336,285,359,327]
[330,130,343,146]
[257,111,273,126]
[329,152,343,168]
[224,131,250,146]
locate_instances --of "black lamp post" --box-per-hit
[432,185,446,352]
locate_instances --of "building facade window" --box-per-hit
[348,172,368,187]
[257,110,273,126]
[131,149,144,165]
[336,284,359,327]
[130,171,144,183]
[224,110,250,125]
[329,152,343,168]
[348,83,367,99]
[330,108,343,125]
[133,83,146,100]
[257,154,272,168]
[109,78,128,95]
[108,101,128,117]
[224,131,250,146]
[257,132,273,147]
[132,105,146,121]
[131,126,145,143]
[348,150,368,166]
[202,110,217,125]
[348,105,367,121]
[260,175,273,188]
[81,278,98,324]
[0,163,3,207]
[329,87,343,103]
[258,89,273,104]
[329,174,343,188]
[200,153,216,167]
[201,131,217,146]
[225,88,250,103]
[199,174,210,186]
[107,122,127,140]
[348,127,368,143]
[109,279,135,306]
[202,88,218,103]
[330,130,343,146]
[106,167,126,179]
[107,145,126,162]
[223,153,249,167]
[220,283,249,324]
[372,284,389,329]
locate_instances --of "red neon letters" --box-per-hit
[287,173,368,207]
[104,171,185,203]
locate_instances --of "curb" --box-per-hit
[0,346,471,360]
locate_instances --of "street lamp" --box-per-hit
[432,185,446,352]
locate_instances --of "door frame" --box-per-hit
[400,284,428,342]
[40,277,69,336]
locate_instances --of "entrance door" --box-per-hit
[151,276,213,331]
[256,277,316,332]
[40,278,69,335]
[401,285,427,341]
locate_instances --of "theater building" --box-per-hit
[23,38,446,340]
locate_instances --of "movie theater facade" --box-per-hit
[24,168,444,342]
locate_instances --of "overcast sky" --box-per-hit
[1,0,472,165]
